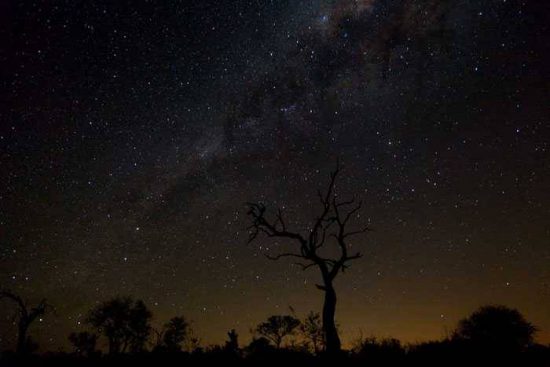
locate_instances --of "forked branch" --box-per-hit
[247,162,370,282]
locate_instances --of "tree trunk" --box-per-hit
[322,284,341,354]
[16,323,28,355]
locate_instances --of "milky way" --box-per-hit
[1,0,549,350]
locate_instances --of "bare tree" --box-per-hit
[247,162,369,354]
[0,290,52,355]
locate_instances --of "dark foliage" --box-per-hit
[353,336,405,364]
[300,311,324,354]
[225,329,240,354]
[86,296,152,354]
[1,342,549,367]
[68,331,98,357]
[452,304,537,352]
[255,315,301,348]
[160,316,189,352]
[1,293,549,367]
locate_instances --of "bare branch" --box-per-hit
[343,227,371,239]
[276,208,286,231]
[246,160,370,286]
[346,252,362,261]
[0,290,27,316]
[342,201,362,226]
[294,262,317,271]
[315,284,327,291]
[247,202,307,245]
[317,189,326,206]
[334,198,355,208]
[266,253,306,261]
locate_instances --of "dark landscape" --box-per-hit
[1,0,549,366]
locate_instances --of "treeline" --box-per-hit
[1,292,549,366]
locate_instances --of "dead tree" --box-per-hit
[247,162,370,354]
[0,290,51,355]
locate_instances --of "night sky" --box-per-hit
[1,0,549,351]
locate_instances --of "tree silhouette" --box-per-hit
[354,336,405,362]
[68,331,97,357]
[255,315,301,349]
[247,162,370,354]
[128,299,152,353]
[300,311,324,354]
[86,296,152,354]
[162,316,189,352]
[225,329,239,353]
[245,337,275,355]
[0,290,52,355]
[452,305,537,352]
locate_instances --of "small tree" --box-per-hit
[162,316,189,352]
[87,297,152,354]
[68,331,97,357]
[225,329,239,353]
[256,315,301,348]
[128,300,152,353]
[245,337,274,355]
[185,334,201,353]
[452,305,536,351]
[0,290,52,355]
[301,311,324,354]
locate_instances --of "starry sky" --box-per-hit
[1,0,549,351]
